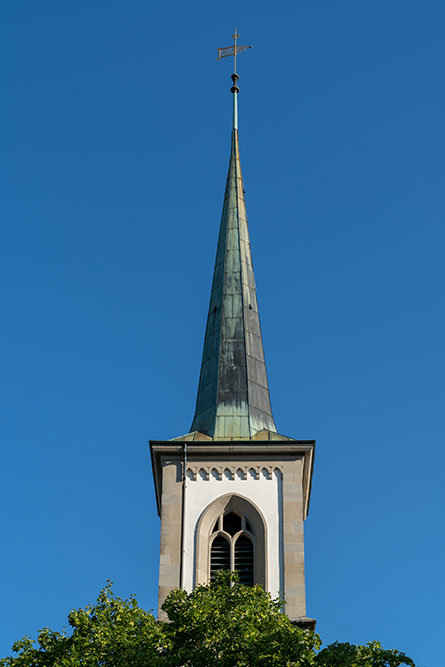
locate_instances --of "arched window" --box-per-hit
[209,510,255,585]
[196,494,267,590]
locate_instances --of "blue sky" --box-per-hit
[1,2,444,665]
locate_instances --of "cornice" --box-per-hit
[150,439,315,520]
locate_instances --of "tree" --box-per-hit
[314,641,416,667]
[162,571,318,666]
[0,574,416,667]
[0,583,166,667]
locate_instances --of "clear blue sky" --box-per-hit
[1,2,444,665]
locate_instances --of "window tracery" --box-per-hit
[210,511,255,584]
[195,494,267,590]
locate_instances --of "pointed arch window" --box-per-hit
[210,511,255,584]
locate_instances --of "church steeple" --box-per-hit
[190,64,276,439]
[151,39,315,627]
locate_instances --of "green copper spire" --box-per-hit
[190,71,277,439]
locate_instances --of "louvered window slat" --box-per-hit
[234,535,254,585]
[210,535,230,581]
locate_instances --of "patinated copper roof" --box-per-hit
[190,118,277,438]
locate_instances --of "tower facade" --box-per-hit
[150,60,315,628]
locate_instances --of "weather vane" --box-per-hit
[217,29,252,76]
[218,30,251,130]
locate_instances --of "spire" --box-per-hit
[190,63,277,439]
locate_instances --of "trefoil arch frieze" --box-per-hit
[186,464,283,481]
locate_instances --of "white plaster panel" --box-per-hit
[183,472,281,598]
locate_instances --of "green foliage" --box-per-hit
[315,640,416,667]
[161,570,319,666]
[0,581,166,667]
[0,574,416,667]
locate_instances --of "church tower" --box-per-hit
[150,35,315,629]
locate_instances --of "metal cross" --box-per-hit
[217,29,252,74]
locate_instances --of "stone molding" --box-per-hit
[186,465,282,481]
[150,440,315,520]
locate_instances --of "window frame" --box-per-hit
[209,511,256,584]
[194,494,267,589]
